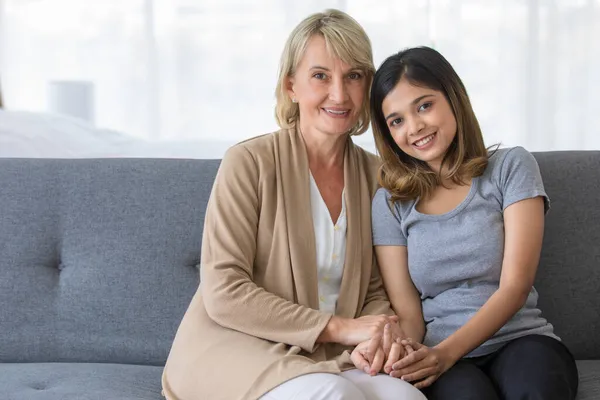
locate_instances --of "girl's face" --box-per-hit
[381,77,457,171]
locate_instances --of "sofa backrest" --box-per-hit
[0,159,220,365]
[1,152,598,364]
[533,151,600,359]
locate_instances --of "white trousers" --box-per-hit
[260,369,427,400]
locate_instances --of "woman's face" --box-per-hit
[287,35,367,139]
[381,77,457,171]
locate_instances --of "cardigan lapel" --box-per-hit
[276,129,367,318]
[335,140,364,318]
[276,128,319,310]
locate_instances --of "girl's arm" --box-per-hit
[375,245,425,343]
[392,196,545,387]
[436,196,545,360]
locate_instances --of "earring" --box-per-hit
[291,97,297,103]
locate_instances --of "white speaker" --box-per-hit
[47,80,95,124]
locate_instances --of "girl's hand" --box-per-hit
[383,337,410,374]
[390,339,457,389]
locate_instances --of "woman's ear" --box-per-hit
[285,76,296,102]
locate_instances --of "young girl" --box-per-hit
[367,47,579,399]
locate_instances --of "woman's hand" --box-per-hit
[352,324,416,376]
[322,314,399,346]
[361,320,413,366]
[371,320,415,364]
[350,339,386,376]
[390,339,457,389]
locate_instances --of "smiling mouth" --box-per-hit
[323,108,350,116]
[413,132,436,148]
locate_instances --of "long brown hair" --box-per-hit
[370,47,492,202]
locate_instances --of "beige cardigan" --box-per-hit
[162,128,394,400]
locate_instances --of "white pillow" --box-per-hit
[0,110,228,159]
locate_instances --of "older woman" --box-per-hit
[161,9,426,400]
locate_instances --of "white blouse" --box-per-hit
[309,173,347,315]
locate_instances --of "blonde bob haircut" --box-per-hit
[275,9,375,136]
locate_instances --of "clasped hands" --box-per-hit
[349,317,455,389]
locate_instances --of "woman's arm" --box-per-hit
[202,144,393,352]
[392,197,546,386]
[375,245,425,342]
[201,144,331,352]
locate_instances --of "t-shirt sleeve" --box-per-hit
[371,187,407,246]
[498,146,550,214]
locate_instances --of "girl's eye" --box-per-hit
[313,73,327,80]
[418,102,432,112]
[390,118,403,127]
[348,72,362,80]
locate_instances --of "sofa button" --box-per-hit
[30,382,46,390]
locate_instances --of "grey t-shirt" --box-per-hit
[372,147,558,357]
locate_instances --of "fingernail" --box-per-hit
[364,367,370,374]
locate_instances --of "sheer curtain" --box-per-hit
[1,0,598,156]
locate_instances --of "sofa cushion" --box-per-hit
[576,360,600,400]
[1,363,163,400]
[532,152,600,360]
[0,159,220,365]
[1,361,597,399]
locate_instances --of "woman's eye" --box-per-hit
[418,102,432,112]
[390,118,403,127]
[313,73,327,80]
[348,72,362,80]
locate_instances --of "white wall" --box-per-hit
[1,1,599,158]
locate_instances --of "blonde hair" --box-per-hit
[370,47,491,202]
[274,9,375,136]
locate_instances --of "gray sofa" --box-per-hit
[0,152,598,399]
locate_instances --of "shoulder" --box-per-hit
[372,187,402,220]
[484,146,546,205]
[229,131,279,160]
[487,146,523,167]
[353,143,381,172]
[489,145,533,163]
[351,142,382,194]
[373,187,391,205]
[371,187,409,243]
[221,130,282,175]
[357,145,382,167]
[486,146,538,178]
